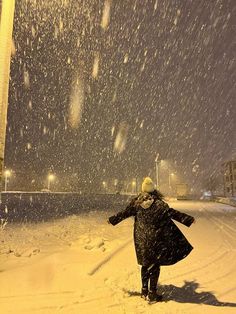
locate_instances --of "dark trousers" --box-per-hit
[141,263,160,291]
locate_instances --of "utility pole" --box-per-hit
[155,154,160,189]
[4,169,10,191]
[0,0,15,197]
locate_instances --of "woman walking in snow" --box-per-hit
[108,177,195,302]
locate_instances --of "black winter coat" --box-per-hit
[108,195,194,267]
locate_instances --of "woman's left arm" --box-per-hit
[161,201,195,227]
[169,208,195,227]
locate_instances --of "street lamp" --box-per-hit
[4,169,11,191]
[47,174,55,191]
[102,181,107,193]
[169,172,175,190]
[132,179,136,194]
[114,179,118,192]
[0,0,16,195]
[155,155,161,188]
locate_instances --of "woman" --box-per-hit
[108,177,195,302]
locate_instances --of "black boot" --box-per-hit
[141,287,148,299]
[148,290,163,303]
[141,266,149,299]
[148,263,162,302]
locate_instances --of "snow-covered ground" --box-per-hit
[0,200,236,313]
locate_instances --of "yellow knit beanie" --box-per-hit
[141,177,155,193]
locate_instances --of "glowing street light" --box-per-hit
[0,0,16,194]
[4,169,11,191]
[155,154,161,188]
[169,172,176,190]
[47,173,55,191]
[132,179,137,193]
[102,181,107,193]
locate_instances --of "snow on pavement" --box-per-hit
[0,201,236,313]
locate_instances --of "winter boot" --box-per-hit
[141,287,148,299]
[148,290,163,303]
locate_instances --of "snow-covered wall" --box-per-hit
[216,197,236,208]
[0,192,132,222]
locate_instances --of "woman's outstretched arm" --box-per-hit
[159,201,195,227]
[108,198,137,226]
[168,207,195,226]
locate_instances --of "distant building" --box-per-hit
[223,160,236,197]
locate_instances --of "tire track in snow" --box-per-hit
[219,286,236,298]
[87,238,132,276]
[174,208,236,294]
[211,216,236,243]
[202,207,234,249]
[205,210,235,249]
[165,207,233,282]
[165,206,236,313]
[164,249,229,283]
[162,205,225,279]
[198,208,236,294]
[214,216,236,234]
[203,266,236,286]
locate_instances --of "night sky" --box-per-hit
[5,0,236,192]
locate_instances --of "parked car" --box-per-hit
[176,183,189,200]
[200,191,213,200]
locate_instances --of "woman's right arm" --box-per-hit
[108,198,137,226]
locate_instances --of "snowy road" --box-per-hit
[0,200,236,313]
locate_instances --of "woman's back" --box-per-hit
[133,191,170,228]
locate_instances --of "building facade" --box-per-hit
[223,160,236,197]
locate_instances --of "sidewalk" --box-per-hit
[215,197,236,207]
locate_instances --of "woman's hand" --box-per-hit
[183,215,195,227]
[189,216,196,226]
[107,216,118,226]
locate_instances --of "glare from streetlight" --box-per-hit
[4,169,11,192]
[47,173,55,191]
[48,174,55,181]
[4,169,11,177]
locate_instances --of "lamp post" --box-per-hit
[155,155,161,189]
[0,0,16,194]
[102,181,107,193]
[132,179,137,194]
[47,174,55,191]
[114,179,118,193]
[4,169,11,191]
[169,172,174,190]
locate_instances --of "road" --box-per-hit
[0,200,236,313]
